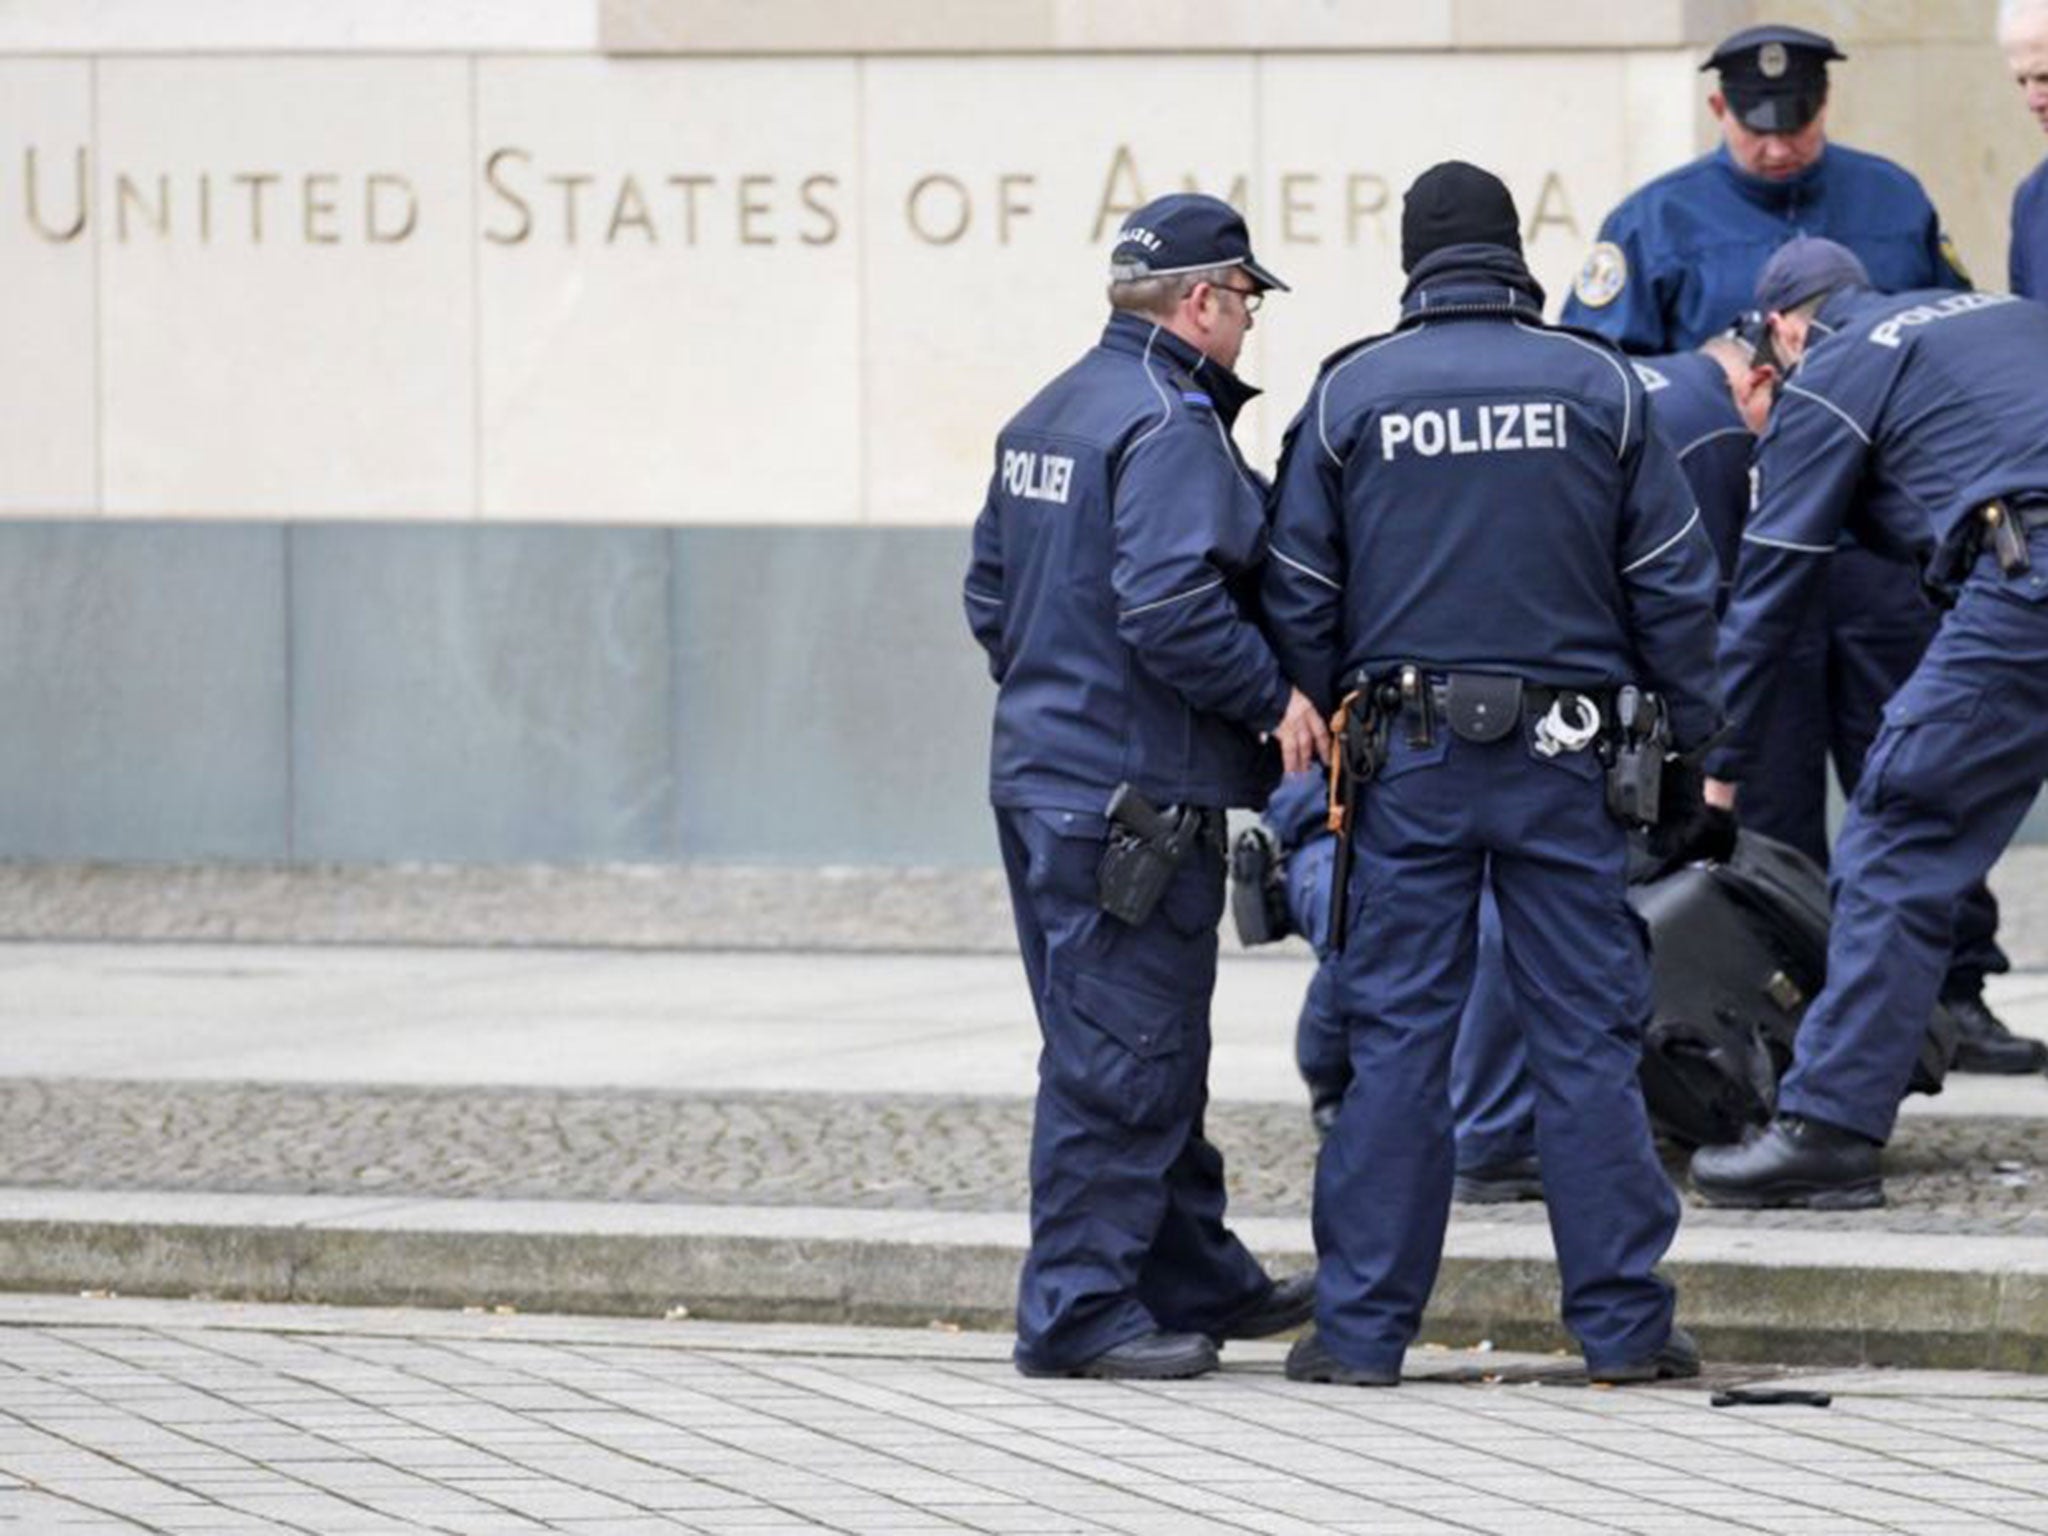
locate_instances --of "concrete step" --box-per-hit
[8,1188,2047,1374]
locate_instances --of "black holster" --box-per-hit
[1097,784,1198,927]
[1604,684,1670,829]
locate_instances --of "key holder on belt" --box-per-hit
[1323,680,1397,954]
[1984,499,2034,576]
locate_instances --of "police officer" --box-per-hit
[1243,772,1538,1200]
[1564,26,2027,1066]
[1562,24,1968,351]
[1633,334,1764,610]
[1692,239,2048,1207]
[1264,163,1723,1386]
[964,193,1325,1379]
[2003,0,2048,300]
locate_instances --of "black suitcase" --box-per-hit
[1629,830,1957,1147]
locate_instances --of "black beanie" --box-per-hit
[1400,161,1522,273]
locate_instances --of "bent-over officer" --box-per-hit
[964,193,1325,1380]
[1563,25,2024,1068]
[1693,240,2048,1206]
[1264,163,1725,1387]
[1242,771,1536,1200]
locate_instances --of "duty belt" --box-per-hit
[1338,666,1613,752]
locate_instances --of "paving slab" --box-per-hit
[5,1298,2048,1536]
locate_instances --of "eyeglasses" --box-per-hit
[1210,281,1264,314]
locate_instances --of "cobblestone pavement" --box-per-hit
[3,1297,2048,1535]
[6,1079,2048,1236]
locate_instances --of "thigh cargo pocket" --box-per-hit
[1052,967,1197,1131]
[1862,676,1986,812]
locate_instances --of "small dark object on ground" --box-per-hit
[1712,1386,1833,1407]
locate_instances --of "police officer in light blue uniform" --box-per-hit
[965,194,1325,1380]
[1692,240,2048,1206]
[1561,25,1967,353]
[1265,163,1724,1387]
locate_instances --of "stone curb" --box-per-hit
[6,1190,2048,1373]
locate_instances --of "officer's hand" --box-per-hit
[1273,687,1330,775]
[1646,763,1738,873]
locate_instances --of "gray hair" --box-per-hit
[1107,263,1240,319]
[2000,0,2048,41]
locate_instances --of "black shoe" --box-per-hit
[1283,1330,1400,1387]
[1947,994,2048,1075]
[1229,826,1293,947]
[1453,1155,1544,1204]
[1589,1325,1701,1385]
[1211,1272,1316,1342]
[1017,1330,1218,1380]
[1690,1116,1883,1210]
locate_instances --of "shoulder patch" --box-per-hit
[1572,241,1628,309]
[1166,368,1212,409]
[1939,231,1972,286]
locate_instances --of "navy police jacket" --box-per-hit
[1633,350,1752,608]
[1263,246,1724,752]
[964,310,1289,814]
[1562,144,1968,353]
[1712,286,2048,782]
[2013,157,2048,302]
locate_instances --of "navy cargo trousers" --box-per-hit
[1778,549,2048,1142]
[1315,721,1679,1376]
[995,804,1272,1373]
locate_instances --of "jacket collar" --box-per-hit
[1099,309,1260,425]
[1711,141,1828,211]
[1398,244,1547,323]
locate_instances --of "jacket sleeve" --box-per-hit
[1261,400,1349,716]
[1559,207,1669,354]
[2015,181,2029,299]
[1614,398,1726,753]
[963,472,1006,682]
[1921,199,1972,292]
[1705,378,1873,782]
[1111,415,1291,732]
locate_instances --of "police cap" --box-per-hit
[1702,24,1846,133]
[1110,193,1289,292]
[1754,236,1871,315]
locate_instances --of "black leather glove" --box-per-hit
[1644,759,1738,873]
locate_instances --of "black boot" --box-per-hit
[1018,1330,1219,1380]
[1946,994,2048,1075]
[1453,1154,1544,1204]
[1690,1116,1882,1210]
[1284,1330,1400,1387]
[1210,1272,1316,1342]
[1589,1325,1701,1385]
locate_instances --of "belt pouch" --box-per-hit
[1443,674,1523,744]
